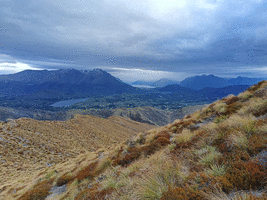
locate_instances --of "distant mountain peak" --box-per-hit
[93,68,104,72]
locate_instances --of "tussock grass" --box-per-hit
[238,97,267,117]
[203,185,267,200]
[204,164,228,177]
[197,146,222,167]
[213,102,227,114]
[226,131,248,150]
[214,115,228,123]
[238,90,253,101]
[173,128,196,143]
[135,154,185,200]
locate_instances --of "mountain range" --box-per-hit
[0,68,136,97]
[132,74,264,90]
[180,74,264,90]
[0,68,265,114]
[131,78,180,87]
[0,69,264,97]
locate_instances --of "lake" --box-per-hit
[50,98,88,107]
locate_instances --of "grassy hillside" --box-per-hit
[0,115,155,199]
[1,81,267,199]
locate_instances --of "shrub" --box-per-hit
[225,159,267,190]
[154,131,171,140]
[223,102,243,116]
[74,184,113,200]
[214,115,228,124]
[56,173,73,186]
[74,161,98,181]
[19,178,55,200]
[135,134,146,145]
[225,96,239,105]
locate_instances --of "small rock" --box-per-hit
[46,163,52,167]
[254,150,267,169]
[97,175,106,182]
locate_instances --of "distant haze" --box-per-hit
[1,0,267,82]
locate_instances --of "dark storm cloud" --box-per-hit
[0,0,267,81]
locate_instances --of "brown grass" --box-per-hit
[74,161,99,181]
[74,184,113,200]
[19,178,55,200]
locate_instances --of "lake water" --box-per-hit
[131,85,156,88]
[50,98,88,107]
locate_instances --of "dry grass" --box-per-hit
[213,102,227,114]
[0,115,154,199]
[226,131,249,150]
[238,90,253,101]
[2,81,267,200]
[173,129,196,144]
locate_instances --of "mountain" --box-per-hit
[180,74,230,90]
[0,68,136,96]
[131,80,154,86]
[132,78,179,87]
[151,78,180,87]
[227,76,264,86]
[1,81,267,199]
[180,74,265,90]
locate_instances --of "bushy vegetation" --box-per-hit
[8,81,267,200]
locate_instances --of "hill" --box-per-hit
[180,74,265,90]
[0,68,136,97]
[227,76,264,86]
[180,74,230,90]
[1,80,266,199]
[0,105,208,126]
[131,78,179,88]
[0,114,155,197]
[82,105,208,126]
[151,78,180,87]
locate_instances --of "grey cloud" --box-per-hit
[0,0,267,79]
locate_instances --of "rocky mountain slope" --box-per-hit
[1,81,267,200]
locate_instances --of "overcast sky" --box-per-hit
[1,0,267,82]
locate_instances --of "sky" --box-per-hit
[1,0,267,83]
